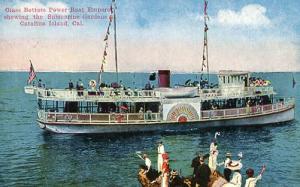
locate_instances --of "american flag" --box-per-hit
[27,61,36,84]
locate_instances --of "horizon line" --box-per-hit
[1,70,299,74]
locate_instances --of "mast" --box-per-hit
[97,0,118,86]
[113,0,119,83]
[201,0,209,85]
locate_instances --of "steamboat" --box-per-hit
[24,0,295,134]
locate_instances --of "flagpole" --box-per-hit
[201,0,209,86]
[113,0,119,84]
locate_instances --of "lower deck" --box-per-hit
[36,99,295,133]
[38,106,295,133]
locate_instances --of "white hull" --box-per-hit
[38,107,295,134]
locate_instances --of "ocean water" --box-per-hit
[0,72,299,187]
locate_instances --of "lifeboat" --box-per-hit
[155,87,198,98]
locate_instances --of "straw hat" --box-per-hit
[227,161,243,171]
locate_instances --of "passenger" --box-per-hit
[69,80,74,89]
[157,141,165,172]
[145,81,151,90]
[191,153,209,179]
[146,109,152,120]
[139,107,144,120]
[218,152,233,182]
[244,166,265,187]
[119,80,124,89]
[142,154,152,174]
[194,156,211,187]
[78,81,84,96]
[76,81,80,90]
[38,79,42,87]
[223,162,243,187]
[212,105,217,110]
[161,153,170,187]
[246,100,251,114]
[208,140,218,172]
[191,153,201,178]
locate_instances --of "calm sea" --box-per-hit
[0,72,299,187]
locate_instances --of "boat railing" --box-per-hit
[201,98,294,119]
[39,111,161,124]
[199,86,274,98]
[36,87,161,100]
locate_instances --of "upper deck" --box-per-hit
[26,84,275,102]
[25,70,275,102]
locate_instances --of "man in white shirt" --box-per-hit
[157,141,165,172]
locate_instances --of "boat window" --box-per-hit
[135,102,160,113]
[64,102,79,113]
[97,102,117,113]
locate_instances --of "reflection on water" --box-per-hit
[0,72,300,186]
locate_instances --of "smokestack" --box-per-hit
[158,70,170,87]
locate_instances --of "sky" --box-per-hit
[0,0,300,72]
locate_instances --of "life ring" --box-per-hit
[64,114,72,122]
[89,80,97,88]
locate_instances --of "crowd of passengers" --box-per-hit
[201,96,272,111]
[249,77,271,87]
[66,79,155,97]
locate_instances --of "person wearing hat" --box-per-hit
[195,156,211,187]
[223,161,243,187]
[161,153,170,187]
[244,166,265,187]
[217,152,235,182]
[157,141,165,172]
[142,154,152,174]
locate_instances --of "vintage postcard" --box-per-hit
[0,0,299,186]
